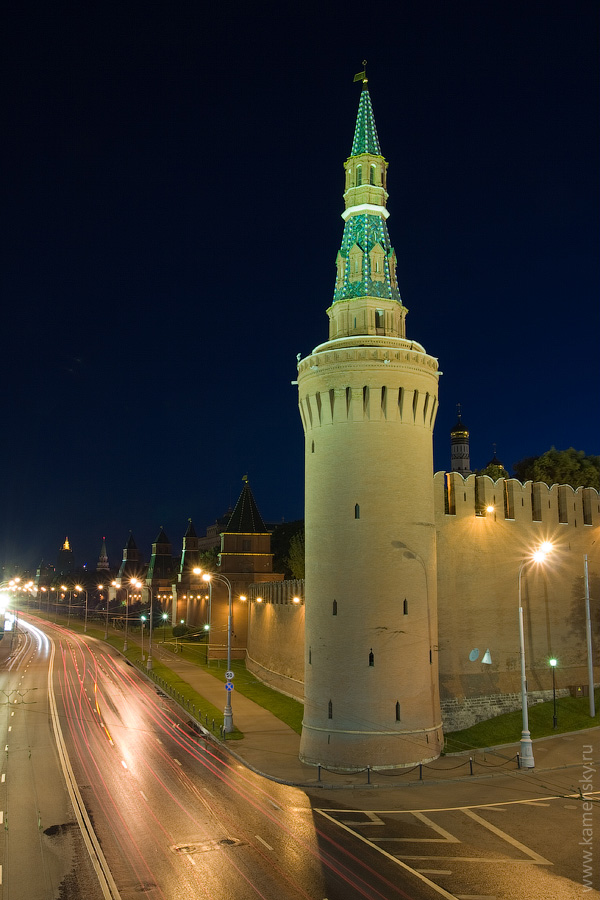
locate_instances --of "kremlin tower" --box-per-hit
[297,73,443,769]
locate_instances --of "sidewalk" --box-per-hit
[146,640,599,791]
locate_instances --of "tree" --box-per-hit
[286,529,305,579]
[476,463,508,481]
[513,447,600,490]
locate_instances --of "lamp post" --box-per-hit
[194,567,213,659]
[162,612,168,643]
[123,582,132,652]
[583,555,596,718]
[134,580,154,670]
[140,615,146,660]
[518,542,553,768]
[75,585,88,633]
[549,658,558,728]
[202,572,233,732]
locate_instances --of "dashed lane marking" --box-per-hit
[255,835,274,851]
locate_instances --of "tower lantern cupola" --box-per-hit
[329,81,407,341]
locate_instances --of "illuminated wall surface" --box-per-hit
[247,475,599,738]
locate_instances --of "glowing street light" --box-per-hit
[162,612,168,643]
[518,542,554,767]
[140,615,147,661]
[202,572,234,732]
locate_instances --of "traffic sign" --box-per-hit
[225,671,234,680]
[225,682,234,691]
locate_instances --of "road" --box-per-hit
[6,619,449,900]
[1,618,598,899]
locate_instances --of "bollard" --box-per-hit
[517,753,521,769]
[212,718,215,731]
[469,756,473,776]
[419,763,423,780]
[317,764,321,782]
[367,766,371,784]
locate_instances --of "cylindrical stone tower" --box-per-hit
[297,79,443,769]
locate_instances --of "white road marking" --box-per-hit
[173,759,182,766]
[384,812,459,844]
[462,809,552,864]
[121,760,128,769]
[315,809,458,900]
[343,811,386,826]
[1,774,5,783]
[255,835,274,851]
[522,801,549,806]
[140,792,148,802]
[417,869,452,875]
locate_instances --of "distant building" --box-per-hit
[96,536,110,572]
[56,537,74,577]
[450,405,471,475]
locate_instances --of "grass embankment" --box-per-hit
[444,689,600,753]
[172,639,304,735]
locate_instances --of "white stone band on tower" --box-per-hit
[297,81,443,769]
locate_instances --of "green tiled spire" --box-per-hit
[351,88,381,157]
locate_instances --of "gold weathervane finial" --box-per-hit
[353,60,368,85]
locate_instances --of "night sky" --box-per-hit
[3,1,598,572]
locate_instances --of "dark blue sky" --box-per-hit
[2,1,598,572]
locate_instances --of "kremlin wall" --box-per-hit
[246,473,599,733]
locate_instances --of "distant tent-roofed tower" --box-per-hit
[96,536,110,572]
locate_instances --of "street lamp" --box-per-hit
[61,585,72,626]
[194,567,212,650]
[75,584,88,633]
[133,580,154,670]
[583,554,596,718]
[122,581,133,652]
[202,572,234,732]
[518,543,553,767]
[140,615,146,660]
[162,612,168,643]
[549,658,558,728]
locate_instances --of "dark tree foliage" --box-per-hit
[286,529,305,579]
[513,447,600,489]
[476,463,509,481]
[270,520,304,578]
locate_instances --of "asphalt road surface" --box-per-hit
[2,619,598,899]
